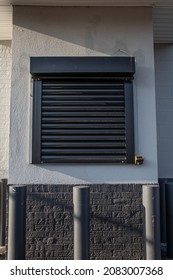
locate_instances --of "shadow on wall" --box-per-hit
[23,184,144,260]
[9,5,158,185]
[13,6,148,59]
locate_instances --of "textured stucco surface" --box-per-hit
[0,41,11,180]
[9,6,158,184]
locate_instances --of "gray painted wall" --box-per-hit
[9,6,158,184]
[155,44,173,178]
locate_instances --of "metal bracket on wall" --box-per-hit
[135,155,144,165]
[112,48,133,57]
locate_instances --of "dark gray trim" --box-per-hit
[165,182,173,258]
[124,82,135,163]
[30,57,135,77]
[32,80,42,163]
[0,179,7,246]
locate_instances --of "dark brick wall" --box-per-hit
[25,184,144,260]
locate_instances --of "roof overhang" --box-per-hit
[0,1,173,6]
[0,1,173,43]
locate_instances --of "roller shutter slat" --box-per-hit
[42,112,124,117]
[42,129,125,135]
[42,142,126,148]
[42,106,124,112]
[41,135,126,141]
[42,149,126,155]
[42,123,125,129]
[41,155,126,163]
[42,83,124,88]
[42,117,125,123]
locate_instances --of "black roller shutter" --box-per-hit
[31,57,135,164]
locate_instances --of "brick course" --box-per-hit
[24,184,144,260]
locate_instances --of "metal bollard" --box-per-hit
[73,186,90,260]
[159,179,167,244]
[0,179,7,246]
[165,182,173,258]
[143,184,161,260]
[7,185,26,260]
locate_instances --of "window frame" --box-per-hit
[31,57,135,164]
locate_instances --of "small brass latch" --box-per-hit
[135,155,144,165]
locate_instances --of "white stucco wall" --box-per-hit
[9,6,158,184]
[155,44,173,178]
[0,41,11,180]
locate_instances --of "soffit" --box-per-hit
[153,7,173,43]
[1,1,173,43]
[0,1,173,6]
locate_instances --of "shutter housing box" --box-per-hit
[31,57,135,164]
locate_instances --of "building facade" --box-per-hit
[1,1,173,259]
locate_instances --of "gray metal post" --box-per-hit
[159,179,167,244]
[165,182,173,258]
[0,179,7,246]
[7,185,26,260]
[142,184,161,260]
[73,186,90,260]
